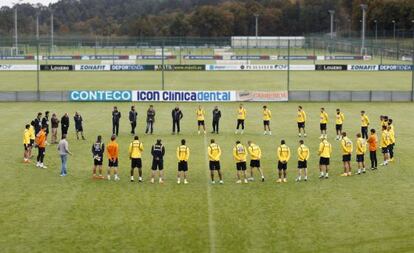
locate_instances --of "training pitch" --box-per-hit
[1,101,413,252]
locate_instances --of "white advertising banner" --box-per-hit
[0,64,37,71]
[237,91,288,102]
[74,64,111,71]
[347,65,379,71]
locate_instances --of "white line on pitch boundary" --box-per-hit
[203,135,217,253]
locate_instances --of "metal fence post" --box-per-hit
[287,39,290,94]
[162,42,165,90]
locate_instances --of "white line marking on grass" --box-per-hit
[203,135,217,253]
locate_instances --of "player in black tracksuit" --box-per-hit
[129,106,137,135]
[112,106,121,136]
[212,106,221,134]
[171,107,183,134]
[74,112,85,140]
[41,111,50,136]
[61,113,70,139]
[151,139,165,183]
[145,105,156,134]
[34,112,42,135]
[91,135,105,178]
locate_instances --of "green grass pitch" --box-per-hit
[1,101,413,252]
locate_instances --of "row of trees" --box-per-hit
[0,0,413,37]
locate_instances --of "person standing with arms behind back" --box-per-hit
[297,106,307,137]
[211,106,221,134]
[61,113,70,139]
[172,106,183,135]
[112,106,121,136]
[129,136,144,182]
[176,139,190,184]
[367,129,378,170]
[34,112,42,135]
[107,135,120,181]
[145,105,155,134]
[74,112,85,140]
[92,135,105,179]
[247,141,264,182]
[57,134,72,177]
[51,113,59,144]
[277,140,291,183]
[318,136,332,179]
[129,106,137,135]
[151,139,165,184]
[296,140,310,182]
[208,139,223,184]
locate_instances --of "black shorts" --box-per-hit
[108,159,118,167]
[250,159,261,168]
[263,120,270,126]
[298,160,307,169]
[356,154,364,162]
[209,161,221,170]
[342,154,351,162]
[387,144,394,151]
[382,147,388,154]
[76,127,83,132]
[30,139,35,147]
[336,124,343,131]
[178,161,188,171]
[151,159,164,170]
[198,120,205,126]
[320,123,327,131]
[298,122,305,129]
[319,157,330,165]
[24,144,29,151]
[131,158,142,169]
[94,157,103,166]
[278,161,287,171]
[236,162,247,171]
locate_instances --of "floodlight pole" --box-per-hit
[161,42,165,90]
[14,7,18,53]
[328,10,335,39]
[392,20,396,40]
[360,4,367,56]
[374,20,378,42]
[254,14,259,48]
[51,11,54,52]
[36,8,40,100]
[411,20,414,101]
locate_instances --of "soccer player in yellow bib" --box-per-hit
[380,125,390,166]
[277,140,291,183]
[318,137,332,179]
[208,139,223,184]
[128,136,144,182]
[387,119,395,161]
[320,107,329,138]
[29,121,36,159]
[335,108,345,140]
[360,110,370,139]
[262,105,272,135]
[296,140,310,182]
[247,141,264,182]
[196,105,206,135]
[23,124,31,163]
[297,106,307,137]
[356,133,367,174]
[177,139,190,184]
[233,141,248,183]
[340,132,353,177]
[235,104,247,134]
